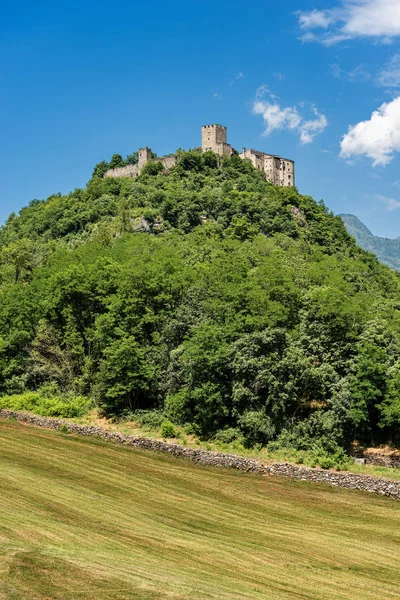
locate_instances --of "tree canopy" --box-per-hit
[1,150,400,454]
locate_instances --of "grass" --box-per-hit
[1,420,400,599]
[75,410,400,481]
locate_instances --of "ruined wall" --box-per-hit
[104,164,139,179]
[160,155,179,170]
[363,449,400,469]
[105,154,178,179]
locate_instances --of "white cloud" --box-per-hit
[300,108,328,144]
[253,101,301,135]
[377,194,400,211]
[330,62,372,81]
[378,53,400,87]
[331,63,343,78]
[340,96,400,166]
[272,72,287,81]
[252,92,328,144]
[298,9,333,29]
[298,1,400,45]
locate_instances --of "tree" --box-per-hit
[141,161,163,176]
[126,152,138,165]
[109,154,125,169]
[1,238,36,283]
[94,336,156,414]
[92,161,110,179]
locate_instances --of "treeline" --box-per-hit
[1,150,400,458]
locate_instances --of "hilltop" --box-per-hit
[1,150,400,465]
[341,213,400,270]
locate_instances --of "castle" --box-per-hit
[104,124,295,187]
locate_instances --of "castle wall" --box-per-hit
[104,164,139,179]
[104,154,178,179]
[160,156,178,170]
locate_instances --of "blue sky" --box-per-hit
[2,0,400,237]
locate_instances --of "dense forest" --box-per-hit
[1,150,400,462]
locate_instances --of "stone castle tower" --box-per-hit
[138,147,153,167]
[201,124,233,157]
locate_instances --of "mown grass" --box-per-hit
[1,420,400,599]
[75,410,400,481]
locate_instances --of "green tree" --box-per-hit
[92,161,110,179]
[95,336,156,415]
[109,154,125,169]
[126,152,138,165]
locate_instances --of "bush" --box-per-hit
[141,161,164,176]
[214,428,243,444]
[132,410,165,429]
[0,393,91,418]
[238,411,275,447]
[160,420,177,438]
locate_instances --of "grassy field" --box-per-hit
[76,411,400,480]
[1,421,400,600]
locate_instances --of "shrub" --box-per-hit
[0,393,91,418]
[214,427,243,444]
[160,420,177,438]
[238,411,275,447]
[141,161,164,176]
[132,410,165,429]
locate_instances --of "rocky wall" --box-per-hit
[1,409,400,500]
[363,451,400,469]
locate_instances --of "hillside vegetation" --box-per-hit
[341,213,400,271]
[2,151,400,462]
[1,420,400,600]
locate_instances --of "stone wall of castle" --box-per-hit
[160,155,178,170]
[104,150,178,179]
[104,163,140,179]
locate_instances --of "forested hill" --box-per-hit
[1,150,400,463]
[341,213,400,271]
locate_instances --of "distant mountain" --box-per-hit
[340,214,400,271]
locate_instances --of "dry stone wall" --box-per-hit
[363,450,400,469]
[2,409,400,501]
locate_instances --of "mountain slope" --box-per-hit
[1,151,400,458]
[340,213,400,270]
